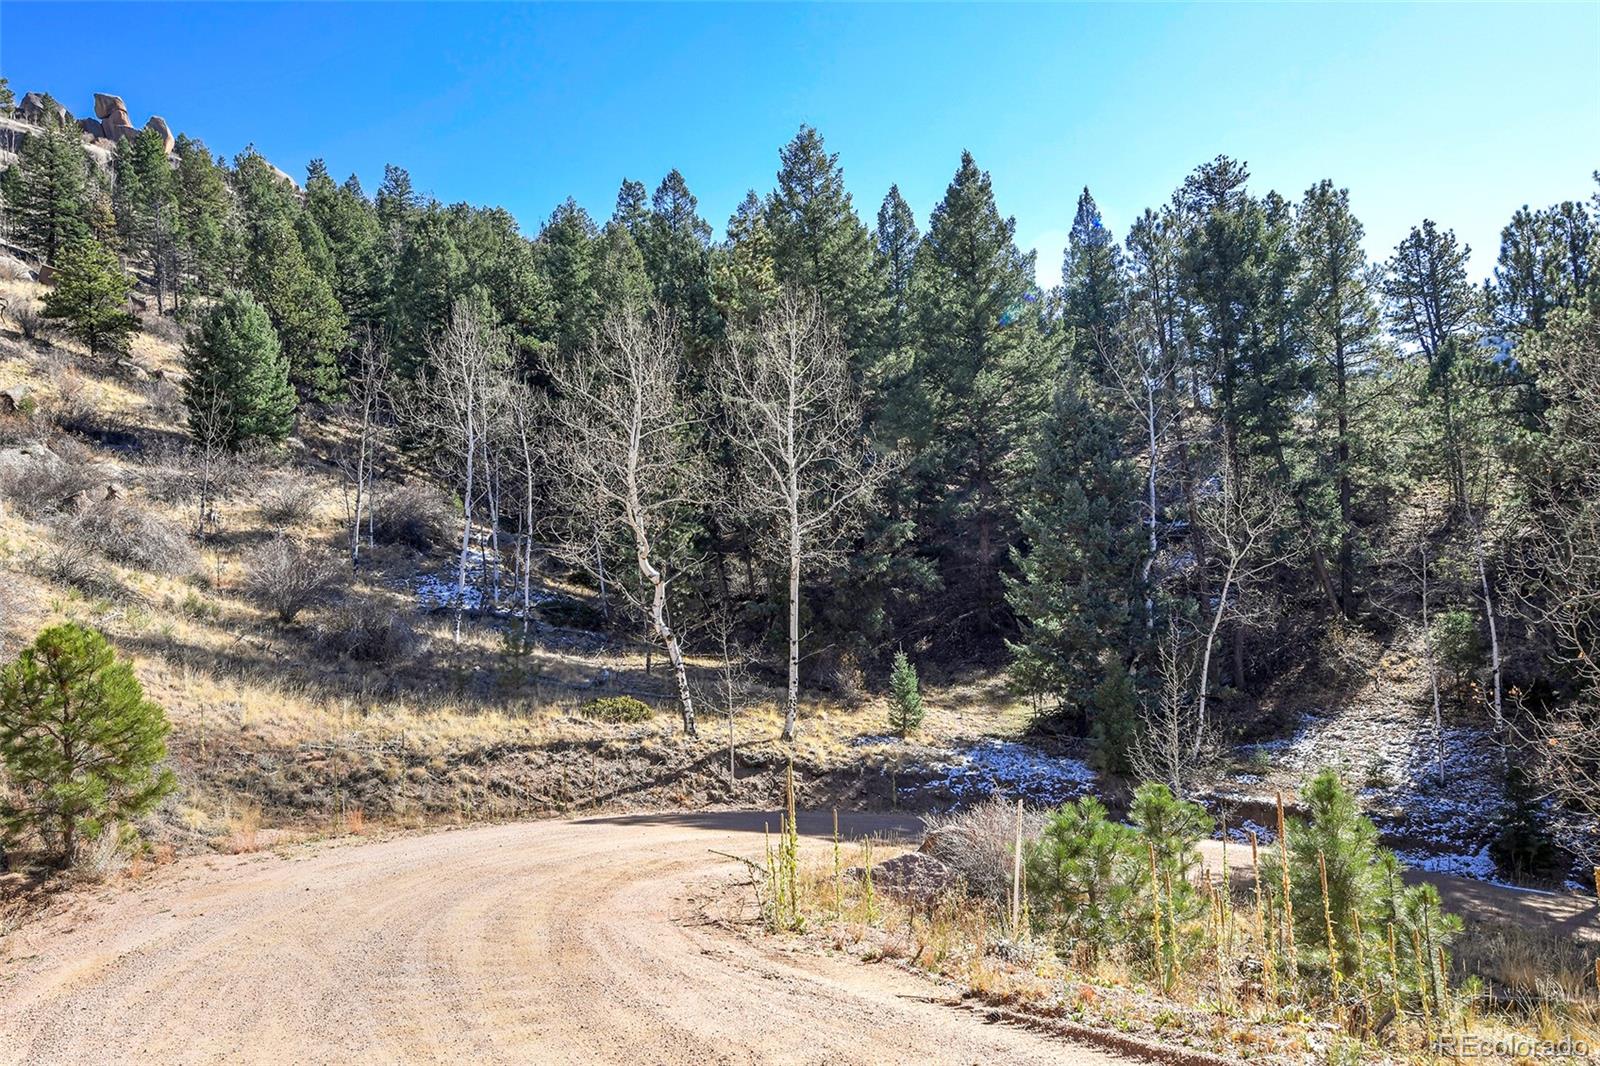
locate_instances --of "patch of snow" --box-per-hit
[403,546,558,616]
[1222,818,1275,846]
[1393,845,1498,881]
[1258,715,1505,862]
[1391,845,1565,896]
[917,739,1097,807]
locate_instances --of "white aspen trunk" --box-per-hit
[1419,546,1444,782]
[350,419,368,564]
[723,629,736,789]
[784,540,800,742]
[1471,513,1506,748]
[594,527,610,621]
[1010,799,1024,934]
[454,417,476,644]
[781,352,802,742]
[1191,556,1238,757]
[521,432,535,636]
[487,458,502,609]
[636,541,696,736]
[1142,376,1160,634]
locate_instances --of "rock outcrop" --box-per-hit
[146,115,175,153]
[94,93,137,140]
[18,92,71,126]
[12,90,192,168]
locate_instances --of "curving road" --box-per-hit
[0,812,1136,1066]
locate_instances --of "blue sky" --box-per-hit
[4,3,1596,286]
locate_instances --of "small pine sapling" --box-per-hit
[887,649,924,737]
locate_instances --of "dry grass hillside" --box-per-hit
[0,273,1042,877]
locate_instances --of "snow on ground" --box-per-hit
[915,739,1097,807]
[1235,712,1529,888]
[405,546,558,616]
[1270,716,1502,855]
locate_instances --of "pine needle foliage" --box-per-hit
[887,649,924,737]
[0,623,176,867]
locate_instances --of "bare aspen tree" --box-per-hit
[185,372,233,545]
[1418,543,1446,781]
[545,305,703,736]
[412,302,504,642]
[504,382,541,638]
[701,596,753,791]
[1469,510,1506,746]
[719,292,886,742]
[1101,321,1177,637]
[343,331,392,565]
[1130,628,1215,797]
[1190,467,1286,753]
[1367,519,1452,784]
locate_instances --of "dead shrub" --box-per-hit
[138,444,265,506]
[10,301,47,342]
[69,826,135,884]
[921,795,1048,905]
[371,482,452,551]
[258,479,319,525]
[318,598,423,664]
[67,500,197,575]
[245,536,341,624]
[0,456,97,516]
[49,368,97,435]
[37,536,123,599]
[140,310,186,349]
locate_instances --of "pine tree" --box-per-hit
[304,159,384,335]
[594,219,652,320]
[113,125,179,311]
[41,236,137,356]
[1006,370,1145,727]
[13,109,90,263]
[1385,221,1485,515]
[538,198,603,363]
[1175,156,1257,477]
[446,202,549,370]
[171,135,234,304]
[640,169,717,362]
[0,623,177,867]
[1486,200,1594,342]
[232,148,347,398]
[243,216,348,399]
[765,126,883,368]
[183,289,297,449]
[710,190,780,330]
[375,163,418,235]
[872,184,920,401]
[1297,180,1382,615]
[1060,186,1126,375]
[901,151,1052,640]
[887,649,924,737]
[386,205,468,375]
[611,178,650,235]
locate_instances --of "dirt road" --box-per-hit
[0,812,1136,1066]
